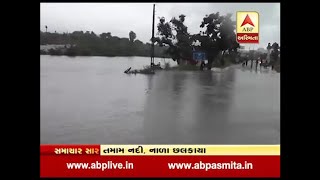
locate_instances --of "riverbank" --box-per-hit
[40,49,170,58]
[40,51,169,58]
[137,61,234,73]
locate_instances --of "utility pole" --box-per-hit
[151,4,155,66]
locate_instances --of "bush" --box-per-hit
[65,47,77,56]
[48,49,63,55]
[80,48,92,56]
[40,50,47,55]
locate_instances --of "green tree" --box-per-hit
[267,43,272,51]
[155,12,239,68]
[170,14,193,64]
[129,31,136,42]
[195,12,239,69]
[100,32,111,39]
[40,29,179,58]
[154,15,191,64]
[270,42,280,63]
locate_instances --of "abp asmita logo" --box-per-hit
[236,11,259,43]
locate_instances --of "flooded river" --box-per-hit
[41,55,280,144]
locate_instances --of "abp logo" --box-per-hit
[236,11,259,43]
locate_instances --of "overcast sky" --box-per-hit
[40,3,280,49]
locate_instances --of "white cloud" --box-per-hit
[40,3,280,49]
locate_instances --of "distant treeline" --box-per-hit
[40,30,170,58]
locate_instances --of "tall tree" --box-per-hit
[155,12,239,68]
[100,32,112,39]
[270,42,280,63]
[154,17,173,46]
[154,15,192,64]
[170,14,193,64]
[100,33,107,39]
[129,31,136,42]
[195,12,239,69]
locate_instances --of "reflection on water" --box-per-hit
[41,55,280,144]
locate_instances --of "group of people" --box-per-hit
[241,58,274,70]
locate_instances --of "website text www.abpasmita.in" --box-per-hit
[66,160,253,171]
[168,161,253,171]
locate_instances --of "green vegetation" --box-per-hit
[40,30,170,58]
[154,12,240,69]
[274,59,280,72]
[270,42,280,72]
[40,11,279,72]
